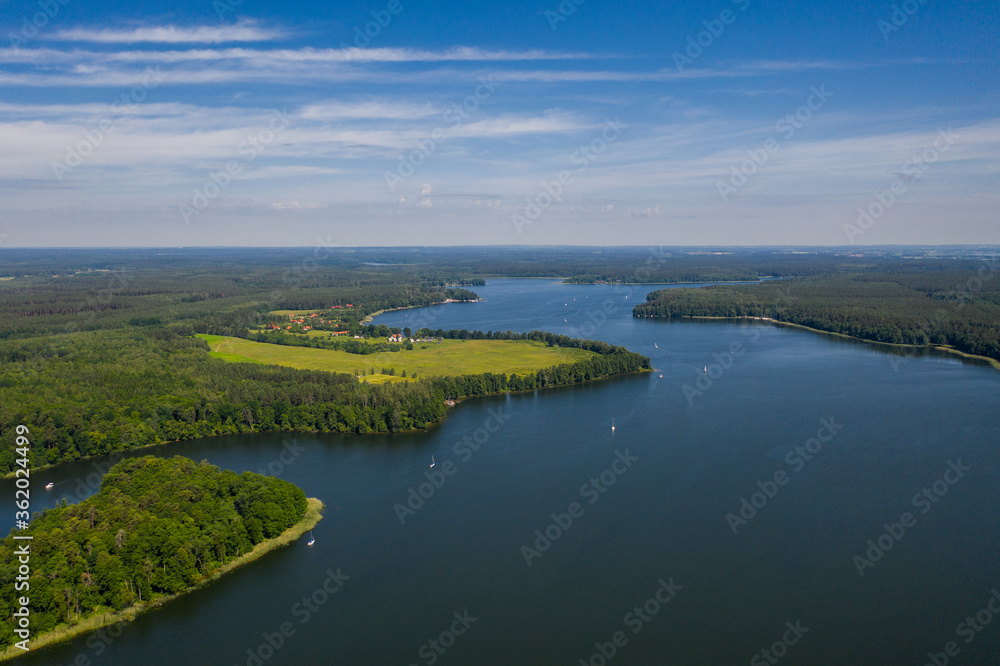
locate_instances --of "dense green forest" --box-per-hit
[0,249,493,343]
[2,247,994,473]
[0,456,307,649]
[634,267,1000,361]
[0,328,648,474]
[3,247,994,310]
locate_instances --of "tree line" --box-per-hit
[0,456,307,649]
[0,329,649,473]
[634,269,1000,361]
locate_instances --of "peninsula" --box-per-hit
[0,456,322,660]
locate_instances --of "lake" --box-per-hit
[5,278,1000,665]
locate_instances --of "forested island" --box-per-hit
[0,456,321,657]
[634,267,1000,364]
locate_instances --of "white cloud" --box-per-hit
[270,201,318,209]
[2,45,589,66]
[299,100,440,121]
[51,21,290,44]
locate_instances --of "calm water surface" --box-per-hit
[5,279,999,665]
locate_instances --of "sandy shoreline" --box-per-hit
[0,498,324,662]
[679,315,1000,370]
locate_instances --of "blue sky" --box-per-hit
[0,0,996,247]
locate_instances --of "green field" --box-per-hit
[198,334,597,382]
[267,309,351,317]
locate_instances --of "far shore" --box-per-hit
[679,315,1000,370]
[361,297,478,324]
[0,498,324,662]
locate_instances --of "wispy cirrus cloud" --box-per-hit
[299,100,441,121]
[51,20,290,44]
[0,45,953,91]
[1,45,593,66]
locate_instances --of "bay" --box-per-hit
[5,279,999,665]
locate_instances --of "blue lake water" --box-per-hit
[5,279,1000,665]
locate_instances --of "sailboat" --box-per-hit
[430,455,435,468]
[611,419,615,432]
[654,342,658,349]
[703,365,707,373]
[307,531,315,546]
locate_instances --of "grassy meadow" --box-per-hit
[198,334,597,382]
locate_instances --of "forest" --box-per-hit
[2,247,994,473]
[0,456,308,650]
[634,266,1000,361]
[0,328,648,474]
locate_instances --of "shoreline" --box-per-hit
[8,360,652,480]
[0,498,324,662]
[362,298,479,324]
[563,276,787,286]
[677,315,1000,370]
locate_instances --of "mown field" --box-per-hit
[198,334,597,382]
